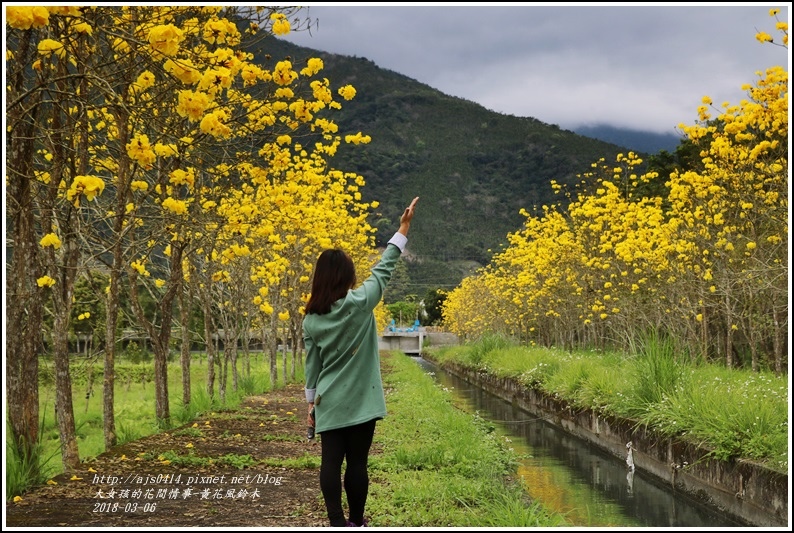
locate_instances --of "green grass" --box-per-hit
[367,352,568,527]
[428,336,788,474]
[260,453,321,469]
[6,350,304,499]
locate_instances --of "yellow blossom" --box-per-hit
[755,31,773,43]
[271,13,291,35]
[176,90,211,121]
[164,58,201,85]
[73,21,93,35]
[131,260,149,277]
[338,85,356,100]
[6,6,50,30]
[37,39,66,59]
[130,180,149,192]
[66,175,105,206]
[148,24,184,58]
[126,134,156,169]
[162,197,188,215]
[301,57,324,77]
[40,233,62,249]
[37,276,56,287]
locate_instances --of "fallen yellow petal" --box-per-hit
[88,467,97,473]
[47,480,58,485]
[70,475,83,481]
[13,496,22,502]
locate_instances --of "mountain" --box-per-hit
[573,124,683,154]
[257,36,676,295]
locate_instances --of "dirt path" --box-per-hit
[5,383,330,528]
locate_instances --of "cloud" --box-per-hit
[280,4,789,133]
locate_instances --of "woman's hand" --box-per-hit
[307,403,315,427]
[398,197,419,236]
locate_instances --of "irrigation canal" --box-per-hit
[412,356,744,528]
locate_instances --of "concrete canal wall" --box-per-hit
[424,355,788,528]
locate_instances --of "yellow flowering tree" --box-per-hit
[216,138,377,388]
[667,59,787,368]
[441,10,787,373]
[6,4,379,470]
[6,5,62,475]
[7,5,114,470]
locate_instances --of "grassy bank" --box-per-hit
[6,352,302,499]
[428,334,788,474]
[367,351,568,527]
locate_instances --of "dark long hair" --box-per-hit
[304,249,357,315]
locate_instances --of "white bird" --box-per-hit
[626,441,635,471]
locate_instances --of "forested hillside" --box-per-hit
[261,36,635,293]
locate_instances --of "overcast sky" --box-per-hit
[277,3,790,135]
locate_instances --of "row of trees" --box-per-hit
[442,12,788,373]
[6,6,386,475]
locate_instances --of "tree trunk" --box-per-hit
[270,341,278,390]
[231,339,239,392]
[6,29,43,478]
[264,322,277,390]
[103,103,132,451]
[219,338,228,404]
[102,281,118,447]
[282,330,287,386]
[724,294,734,369]
[701,303,709,363]
[243,328,251,379]
[128,244,184,425]
[772,305,783,375]
[53,310,80,470]
[203,296,216,398]
[152,339,170,426]
[290,324,298,382]
[180,288,191,406]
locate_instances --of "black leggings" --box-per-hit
[319,419,377,527]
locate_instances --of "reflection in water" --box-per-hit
[627,468,635,496]
[414,357,742,528]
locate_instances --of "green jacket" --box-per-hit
[303,237,404,433]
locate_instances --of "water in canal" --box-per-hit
[413,356,743,528]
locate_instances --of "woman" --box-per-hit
[303,197,419,527]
